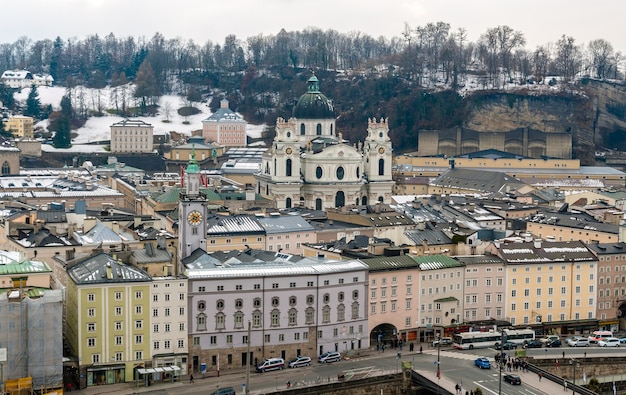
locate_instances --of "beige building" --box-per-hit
[488,240,598,326]
[110,119,154,153]
[0,143,20,175]
[6,116,34,138]
[587,242,626,330]
[417,127,572,159]
[455,255,507,323]
[201,99,247,147]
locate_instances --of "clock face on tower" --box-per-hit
[187,210,203,226]
[285,147,293,155]
[378,147,385,154]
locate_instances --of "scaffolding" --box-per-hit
[0,288,64,393]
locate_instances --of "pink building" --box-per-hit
[201,99,247,147]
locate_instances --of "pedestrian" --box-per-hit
[189,374,194,383]
[455,383,460,395]
[584,351,587,358]
[562,351,565,359]
[538,372,542,381]
[419,345,423,354]
[556,360,559,370]
[564,381,568,391]
[410,342,414,352]
[470,391,474,395]
[382,344,386,353]
[287,381,291,388]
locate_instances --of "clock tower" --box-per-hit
[178,148,208,269]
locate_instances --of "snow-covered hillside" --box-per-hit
[13,85,266,153]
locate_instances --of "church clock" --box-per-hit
[187,210,203,226]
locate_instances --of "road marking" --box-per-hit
[473,381,499,395]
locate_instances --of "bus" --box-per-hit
[453,331,501,350]
[503,329,535,345]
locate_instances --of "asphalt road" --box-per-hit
[150,344,624,395]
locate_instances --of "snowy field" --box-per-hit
[14,85,266,153]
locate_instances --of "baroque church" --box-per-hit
[255,74,394,210]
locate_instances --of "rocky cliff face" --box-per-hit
[461,80,626,164]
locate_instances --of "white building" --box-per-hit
[255,74,394,210]
[184,252,369,372]
[1,70,53,89]
[110,119,154,153]
[150,277,189,376]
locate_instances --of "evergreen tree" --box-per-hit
[52,115,71,148]
[60,95,74,119]
[0,83,15,110]
[0,118,11,138]
[24,85,42,119]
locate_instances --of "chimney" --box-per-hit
[534,239,542,249]
[106,262,113,279]
[83,217,97,233]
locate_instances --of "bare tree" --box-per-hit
[555,35,582,81]
[587,39,614,79]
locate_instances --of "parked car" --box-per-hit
[474,357,491,369]
[566,336,589,347]
[318,351,341,363]
[256,358,285,373]
[494,341,517,350]
[288,356,312,368]
[546,339,562,348]
[503,374,522,385]
[540,335,560,344]
[210,387,236,395]
[432,337,453,347]
[619,336,626,344]
[525,339,543,348]
[598,337,620,347]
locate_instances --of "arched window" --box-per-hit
[322,305,331,323]
[356,167,360,179]
[274,158,277,176]
[288,308,297,326]
[351,302,360,319]
[316,123,322,135]
[286,198,292,208]
[1,161,10,175]
[271,309,280,327]
[233,311,244,329]
[361,196,368,206]
[300,123,305,135]
[197,313,207,331]
[378,196,384,203]
[286,158,292,177]
[335,191,345,208]
[215,312,225,330]
[252,310,262,327]
[378,158,385,176]
[330,124,333,135]
[316,166,323,179]
[337,304,345,322]
[265,162,270,174]
[305,307,315,325]
[315,198,323,211]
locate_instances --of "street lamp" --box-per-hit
[436,333,441,395]
[570,358,580,395]
[498,330,506,395]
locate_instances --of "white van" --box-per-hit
[256,357,285,373]
[589,330,613,344]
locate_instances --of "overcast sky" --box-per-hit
[5,0,625,55]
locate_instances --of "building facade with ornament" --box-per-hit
[255,74,394,210]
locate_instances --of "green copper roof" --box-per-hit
[411,254,463,270]
[186,145,199,174]
[0,260,51,275]
[292,72,335,120]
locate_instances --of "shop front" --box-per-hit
[86,364,125,386]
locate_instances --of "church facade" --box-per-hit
[255,74,394,210]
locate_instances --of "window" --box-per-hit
[87,323,96,331]
[305,307,315,325]
[135,291,142,299]
[135,320,143,329]
[115,292,122,300]
[271,309,280,327]
[337,304,345,321]
[135,335,143,344]
[288,308,297,325]
[216,312,225,330]
[253,310,262,327]
[88,293,95,301]
[88,308,95,317]
[197,314,207,331]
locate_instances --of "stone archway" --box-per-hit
[370,323,398,348]
[618,302,626,320]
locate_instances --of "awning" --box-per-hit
[137,366,181,375]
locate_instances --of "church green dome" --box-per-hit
[292,74,336,119]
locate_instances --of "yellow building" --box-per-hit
[488,240,597,326]
[66,253,152,387]
[6,116,34,138]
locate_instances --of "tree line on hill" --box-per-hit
[0,24,623,152]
